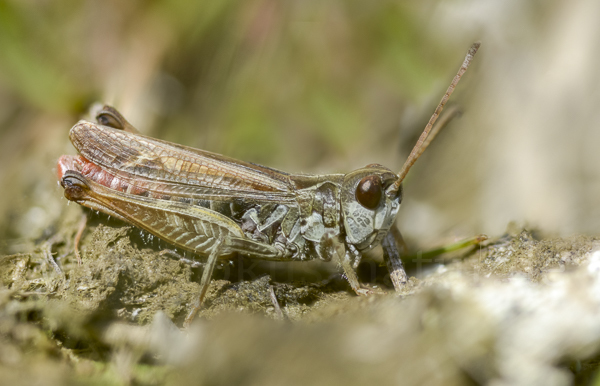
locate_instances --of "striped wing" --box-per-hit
[69,121,296,203]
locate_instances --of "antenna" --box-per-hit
[386,42,480,198]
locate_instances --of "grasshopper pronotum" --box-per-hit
[58,43,480,326]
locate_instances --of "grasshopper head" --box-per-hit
[342,42,480,253]
[341,165,402,251]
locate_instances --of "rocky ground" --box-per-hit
[2,209,600,386]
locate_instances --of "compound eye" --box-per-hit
[96,112,123,130]
[355,175,382,209]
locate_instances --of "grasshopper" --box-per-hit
[57,43,480,326]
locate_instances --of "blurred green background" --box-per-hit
[1,0,599,254]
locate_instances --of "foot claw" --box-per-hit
[355,288,372,296]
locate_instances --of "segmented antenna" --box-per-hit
[386,42,480,198]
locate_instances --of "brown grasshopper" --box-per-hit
[57,43,480,326]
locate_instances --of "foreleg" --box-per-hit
[381,226,409,292]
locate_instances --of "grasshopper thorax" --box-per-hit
[341,164,402,252]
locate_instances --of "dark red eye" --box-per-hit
[355,175,382,209]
